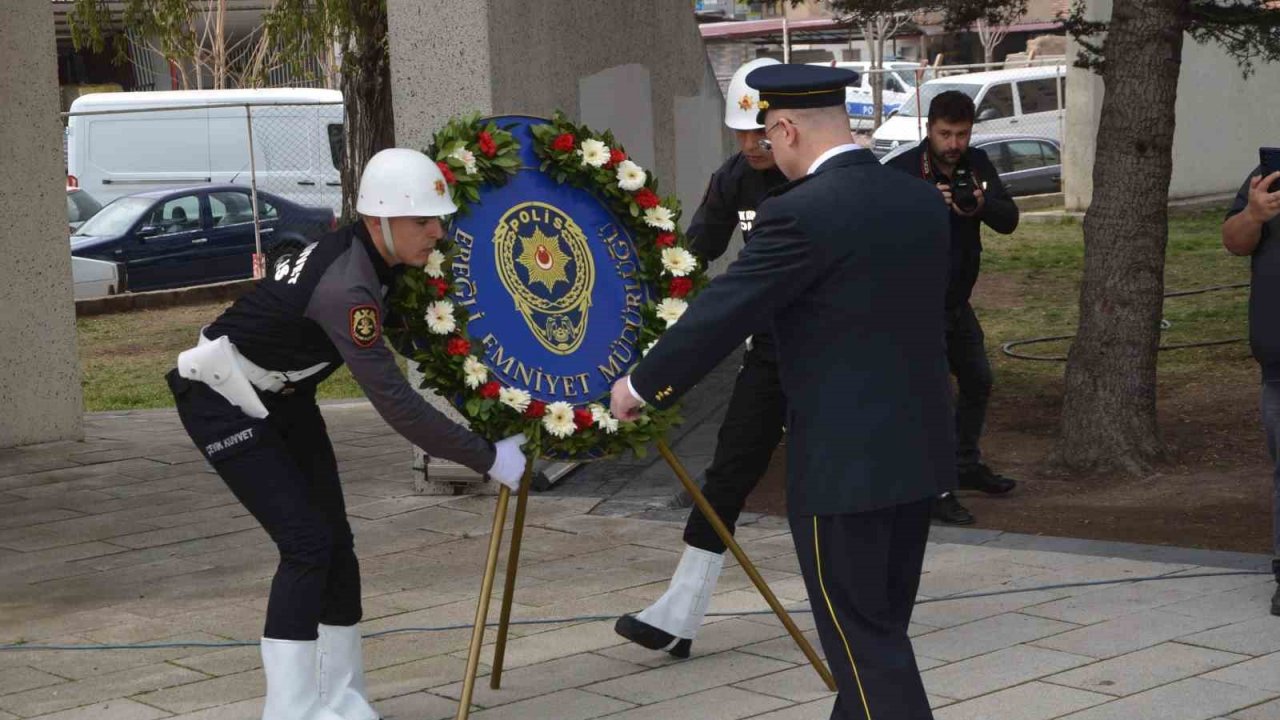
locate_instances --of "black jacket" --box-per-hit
[633,149,956,515]
[685,152,787,357]
[886,141,1019,310]
[206,222,496,473]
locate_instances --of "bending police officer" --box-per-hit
[166,149,527,720]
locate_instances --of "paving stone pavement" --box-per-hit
[0,396,1277,720]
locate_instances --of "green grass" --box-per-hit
[77,301,386,412]
[976,209,1255,397]
[77,210,1254,412]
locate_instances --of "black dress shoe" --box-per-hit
[932,493,975,525]
[958,464,1017,495]
[614,615,691,657]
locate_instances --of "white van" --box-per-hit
[869,65,1065,157]
[810,60,934,130]
[67,88,344,213]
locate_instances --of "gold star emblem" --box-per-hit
[434,179,447,196]
[738,94,754,111]
[516,228,571,292]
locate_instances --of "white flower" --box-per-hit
[588,404,620,433]
[615,160,646,191]
[448,146,477,175]
[462,356,488,389]
[424,300,457,335]
[643,205,675,231]
[578,138,610,168]
[661,247,697,277]
[656,297,688,327]
[425,249,446,278]
[499,387,531,413]
[542,401,576,439]
[643,341,656,357]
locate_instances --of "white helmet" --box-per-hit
[356,148,458,218]
[356,148,457,259]
[724,57,782,131]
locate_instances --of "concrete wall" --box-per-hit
[386,0,730,487]
[0,1,84,447]
[1064,0,1280,210]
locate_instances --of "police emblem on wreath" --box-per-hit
[389,113,708,460]
[349,306,379,348]
[494,202,595,355]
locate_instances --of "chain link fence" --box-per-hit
[851,58,1067,197]
[63,98,344,296]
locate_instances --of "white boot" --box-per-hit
[317,624,379,720]
[637,545,725,642]
[260,639,346,720]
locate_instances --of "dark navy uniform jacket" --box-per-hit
[206,222,496,474]
[633,150,956,516]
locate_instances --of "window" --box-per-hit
[1017,78,1060,115]
[983,142,1015,174]
[884,74,906,94]
[976,83,1014,121]
[1006,141,1048,171]
[1040,141,1061,166]
[327,124,344,171]
[209,191,266,226]
[144,195,202,234]
[66,190,103,224]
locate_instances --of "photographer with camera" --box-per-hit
[887,90,1020,525]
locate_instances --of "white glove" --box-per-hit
[487,433,528,492]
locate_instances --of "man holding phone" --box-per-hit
[1222,148,1280,617]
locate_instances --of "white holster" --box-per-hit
[178,335,271,419]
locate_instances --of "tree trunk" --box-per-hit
[866,21,885,130]
[1057,0,1185,475]
[983,42,996,66]
[338,1,395,223]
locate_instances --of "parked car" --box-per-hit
[72,256,122,300]
[70,184,335,292]
[809,60,934,129]
[66,186,103,233]
[879,134,1063,197]
[871,65,1065,157]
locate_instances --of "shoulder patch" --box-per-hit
[350,305,381,348]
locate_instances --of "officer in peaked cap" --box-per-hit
[612,62,953,720]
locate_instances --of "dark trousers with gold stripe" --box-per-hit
[789,500,934,720]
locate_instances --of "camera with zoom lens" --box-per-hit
[948,164,980,214]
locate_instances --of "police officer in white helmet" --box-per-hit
[167,148,527,720]
[613,57,793,658]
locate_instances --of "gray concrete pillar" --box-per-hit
[0,1,84,448]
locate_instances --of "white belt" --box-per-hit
[176,332,329,419]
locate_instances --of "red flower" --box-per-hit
[607,148,627,167]
[654,232,676,248]
[446,337,470,356]
[634,188,660,209]
[436,161,456,185]
[524,400,547,418]
[477,131,497,158]
[668,277,693,299]
[479,381,501,399]
[428,277,450,297]
[573,407,594,431]
[551,133,576,153]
